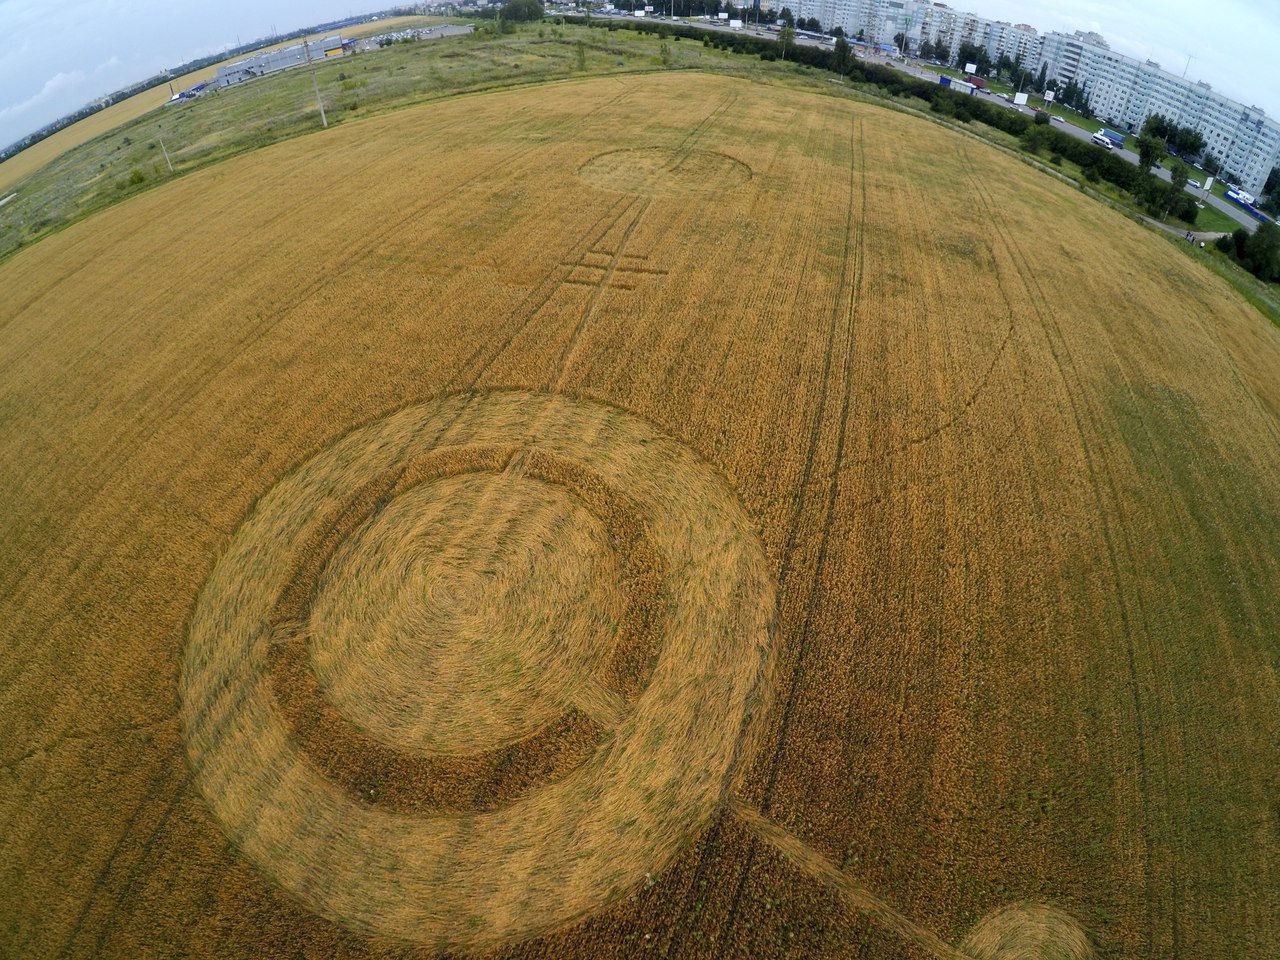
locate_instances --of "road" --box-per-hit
[598,13,1259,232]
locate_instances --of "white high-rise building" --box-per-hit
[783,0,1279,193]
[1039,30,1280,192]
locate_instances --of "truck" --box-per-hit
[1098,129,1126,150]
[1225,189,1271,223]
[938,75,977,96]
[964,74,986,89]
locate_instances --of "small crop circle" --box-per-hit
[180,390,775,950]
[578,146,752,196]
[962,903,1095,960]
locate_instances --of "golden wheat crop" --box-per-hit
[1,70,1278,960]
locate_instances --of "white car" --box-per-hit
[1090,132,1113,150]
[1187,179,1201,189]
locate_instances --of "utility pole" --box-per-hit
[159,137,174,174]
[1182,53,1193,78]
[303,38,328,129]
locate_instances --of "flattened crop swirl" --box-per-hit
[179,390,776,951]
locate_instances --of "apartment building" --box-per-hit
[784,0,1279,194]
[1039,30,1280,192]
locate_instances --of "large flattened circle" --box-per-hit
[308,471,627,755]
[179,390,776,950]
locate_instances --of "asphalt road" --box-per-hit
[599,14,1259,233]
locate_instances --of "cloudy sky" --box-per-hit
[2,0,1278,149]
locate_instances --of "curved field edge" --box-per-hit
[3,24,1275,331]
[1,70,1278,960]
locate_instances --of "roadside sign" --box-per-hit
[1043,89,1055,102]
[964,61,977,74]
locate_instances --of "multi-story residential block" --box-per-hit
[784,0,1279,193]
[1039,30,1279,192]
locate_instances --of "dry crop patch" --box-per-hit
[2,71,1279,960]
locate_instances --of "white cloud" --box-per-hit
[0,69,87,123]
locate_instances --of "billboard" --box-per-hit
[1013,91,1028,106]
[964,61,977,74]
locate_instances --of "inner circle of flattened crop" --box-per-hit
[180,390,776,950]
[578,147,752,196]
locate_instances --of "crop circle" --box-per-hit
[961,903,1095,960]
[578,146,752,196]
[180,390,776,950]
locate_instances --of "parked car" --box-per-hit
[1187,179,1201,189]
[1050,115,1065,123]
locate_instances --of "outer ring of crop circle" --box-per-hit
[180,389,777,950]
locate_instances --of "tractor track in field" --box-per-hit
[962,149,1163,955]
[713,116,868,959]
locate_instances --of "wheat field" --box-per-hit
[1,71,1278,960]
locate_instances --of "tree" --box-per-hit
[1142,113,1171,141]
[1242,222,1280,282]
[1137,134,1165,174]
[919,38,934,60]
[995,53,1013,80]
[1173,126,1205,158]
[500,0,544,20]
[1169,158,1190,192]
[855,29,865,42]
[1265,165,1280,197]
[933,39,949,62]
[955,41,991,75]
[778,6,794,27]
[1201,152,1221,176]
[778,25,795,58]
[1034,62,1048,93]
[893,32,905,51]
[833,34,852,74]
[805,17,821,31]
[830,25,844,37]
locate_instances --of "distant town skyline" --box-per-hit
[0,0,1278,151]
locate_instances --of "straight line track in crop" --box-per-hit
[729,799,974,960]
[708,116,868,960]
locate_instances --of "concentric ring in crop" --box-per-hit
[179,389,777,950]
